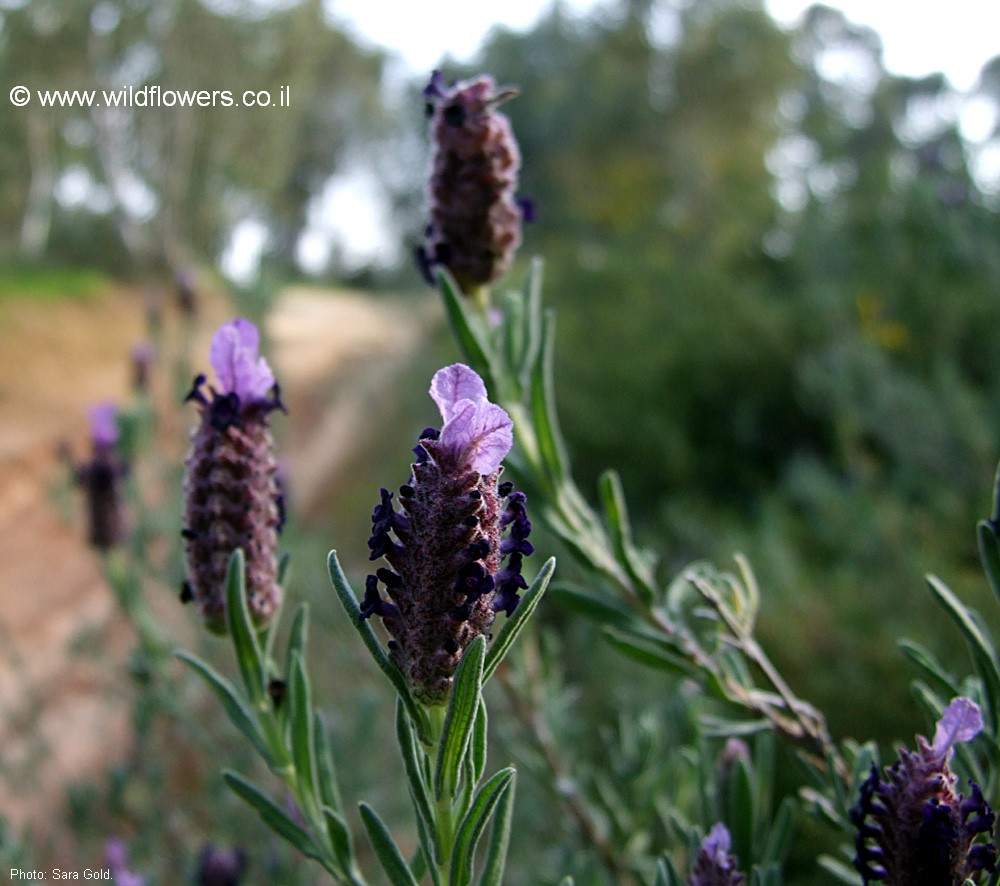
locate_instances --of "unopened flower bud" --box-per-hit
[131,341,155,394]
[419,71,527,295]
[197,844,248,886]
[361,364,532,704]
[182,318,285,632]
[75,403,128,550]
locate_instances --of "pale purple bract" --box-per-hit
[209,318,275,404]
[430,363,513,474]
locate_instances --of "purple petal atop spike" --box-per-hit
[440,398,513,475]
[430,363,489,422]
[704,822,732,861]
[209,318,275,404]
[933,696,983,756]
[89,402,119,447]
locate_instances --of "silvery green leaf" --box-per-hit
[435,636,485,801]
[175,650,270,764]
[358,802,419,886]
[224,549,266,704]
[476,766,515,886]
[224,770,323,865]
[449,768,515,886]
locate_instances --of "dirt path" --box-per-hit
[0,283,437,831]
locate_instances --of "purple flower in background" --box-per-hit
[104,838,146,886]
[851,697,997,885]
[182,319,284,631]
[131,341,155,394]
[197,844,248,886]
[89,402,120,448]
[419,70,524,295]
[689,823,746,886]
[74,403,128,549]
[361,363,532,704]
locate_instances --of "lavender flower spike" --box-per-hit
[688,823,746,886]
[361,363,532,704]
[851,696,997,885]
[74,402,128,549]
[419,71,525,296]
[182,318,284,632]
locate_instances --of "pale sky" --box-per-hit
[327,0,999,93]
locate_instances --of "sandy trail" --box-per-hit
[0,283,436,830]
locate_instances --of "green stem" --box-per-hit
[424,705,454,884]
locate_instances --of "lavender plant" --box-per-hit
[169,66,1000,886]
[177,318,554,885]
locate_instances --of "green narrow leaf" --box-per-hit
[327,550,431,743]
[978,520,1000,607]
[175,650,271,763]
[602,627,696,677]
[314,711,345,816]
[761,797,796,865]
[549,583,636,629]
[289,652,317,799]
[435,636,486,801]
[898,639,962,704]
[395,699,438,863]
[278,550,293,586]
[817,855,864,884]
[598,470,656,603]
[927,575,1000,733]
[449,768,515,886]
[438,269,494,383]
[530,312,568,480]
[471,697,488,786]
[285,603,309,685]
[321,806,356,877]
[224,770,322,863]
[358,802,419,886]
[483,557,555,683]
[516,257,544,388]
[476,766,516,886]
[501,289,526,394]
[414,810,443,886]
[655,856,685,886]
[224,549,266,704]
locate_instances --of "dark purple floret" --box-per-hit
[413,427,441,464]
[851,698,997,886]
[361,364,532,704]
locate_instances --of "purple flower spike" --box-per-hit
[421,72,525,294]
[89,402,119,447]
[183,319,285,632]
[689,823,746,886]
[851,696,997,885]
[430,364,513,474]
[74,404,128,549]
[209,318,275,404]
[360,364,531,704]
